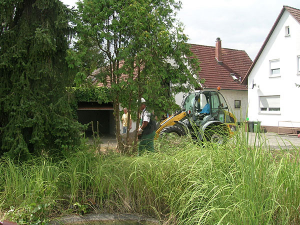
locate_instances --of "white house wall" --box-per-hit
[248,10,300,128]
[219,90,248,122]
[175,91,186,108]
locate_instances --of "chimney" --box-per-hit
[215,37,223,64]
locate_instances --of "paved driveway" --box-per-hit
[97,132,300,151]
[247,132,300,150]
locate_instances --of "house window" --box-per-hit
[270,60,280,76]
[234,100,241,108]
[259,96,280,113]
[285,26,290,36]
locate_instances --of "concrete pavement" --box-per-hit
[94,132,300,151]
[246,132,300,150]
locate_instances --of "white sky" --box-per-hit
[61,0,300,60]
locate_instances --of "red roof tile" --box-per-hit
[285,5,300,23]
[190,43,252,90]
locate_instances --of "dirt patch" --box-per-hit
[50,213,159,225]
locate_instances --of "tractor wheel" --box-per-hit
[204,126,229,144]
[160,125,186,137]
[159,125,186,146]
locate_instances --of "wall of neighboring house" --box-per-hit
[219,90,248,122]
[174,91,185,108]
[248,10,300,133]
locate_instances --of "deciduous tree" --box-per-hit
[75,0,200,152]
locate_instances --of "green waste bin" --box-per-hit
[253,121,261,133]
[248,121,254,132]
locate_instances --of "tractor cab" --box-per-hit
[182,90,236,130]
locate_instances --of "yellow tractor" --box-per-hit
[156,90,236,144]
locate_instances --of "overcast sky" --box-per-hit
[61,0,300,60]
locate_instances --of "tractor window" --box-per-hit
[195,93,208,112]
[211,92,220,109]
[218,93,228,109]
[211,92,225,122]
[183,93,195,112]
[200,94,208,110]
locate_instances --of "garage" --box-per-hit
[77,102,115,137]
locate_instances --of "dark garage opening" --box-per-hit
[77,102,115,138]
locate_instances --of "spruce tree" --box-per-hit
[0,0,82,160]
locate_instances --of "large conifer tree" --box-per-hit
[0,0,82,160]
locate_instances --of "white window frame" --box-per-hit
[234,100,241,108]
[269,59,280,77]
[259,95,281,115]
[285,26,290,37]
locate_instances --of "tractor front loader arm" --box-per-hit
[156,111,187,136]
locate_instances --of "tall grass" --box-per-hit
[1,128,300,224]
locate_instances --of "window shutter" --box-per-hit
[260,96,280,108]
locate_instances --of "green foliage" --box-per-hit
[5,203,53,225]
[0,0,83,160]
[70,86,112,103]
[66,37,106,87]
[72,202,89,215]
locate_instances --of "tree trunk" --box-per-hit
[133,66,142,153]
[114,98,124,153]
[125,92,133,153]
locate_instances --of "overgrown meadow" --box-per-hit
[1,127,300,224]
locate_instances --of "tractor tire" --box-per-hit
[160,125,186,137]
[159,125,187,147]
[204,126,229,144]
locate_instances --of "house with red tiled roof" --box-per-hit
[242,5,300,134]
[78,38,253,135]
[175,38,253,122]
